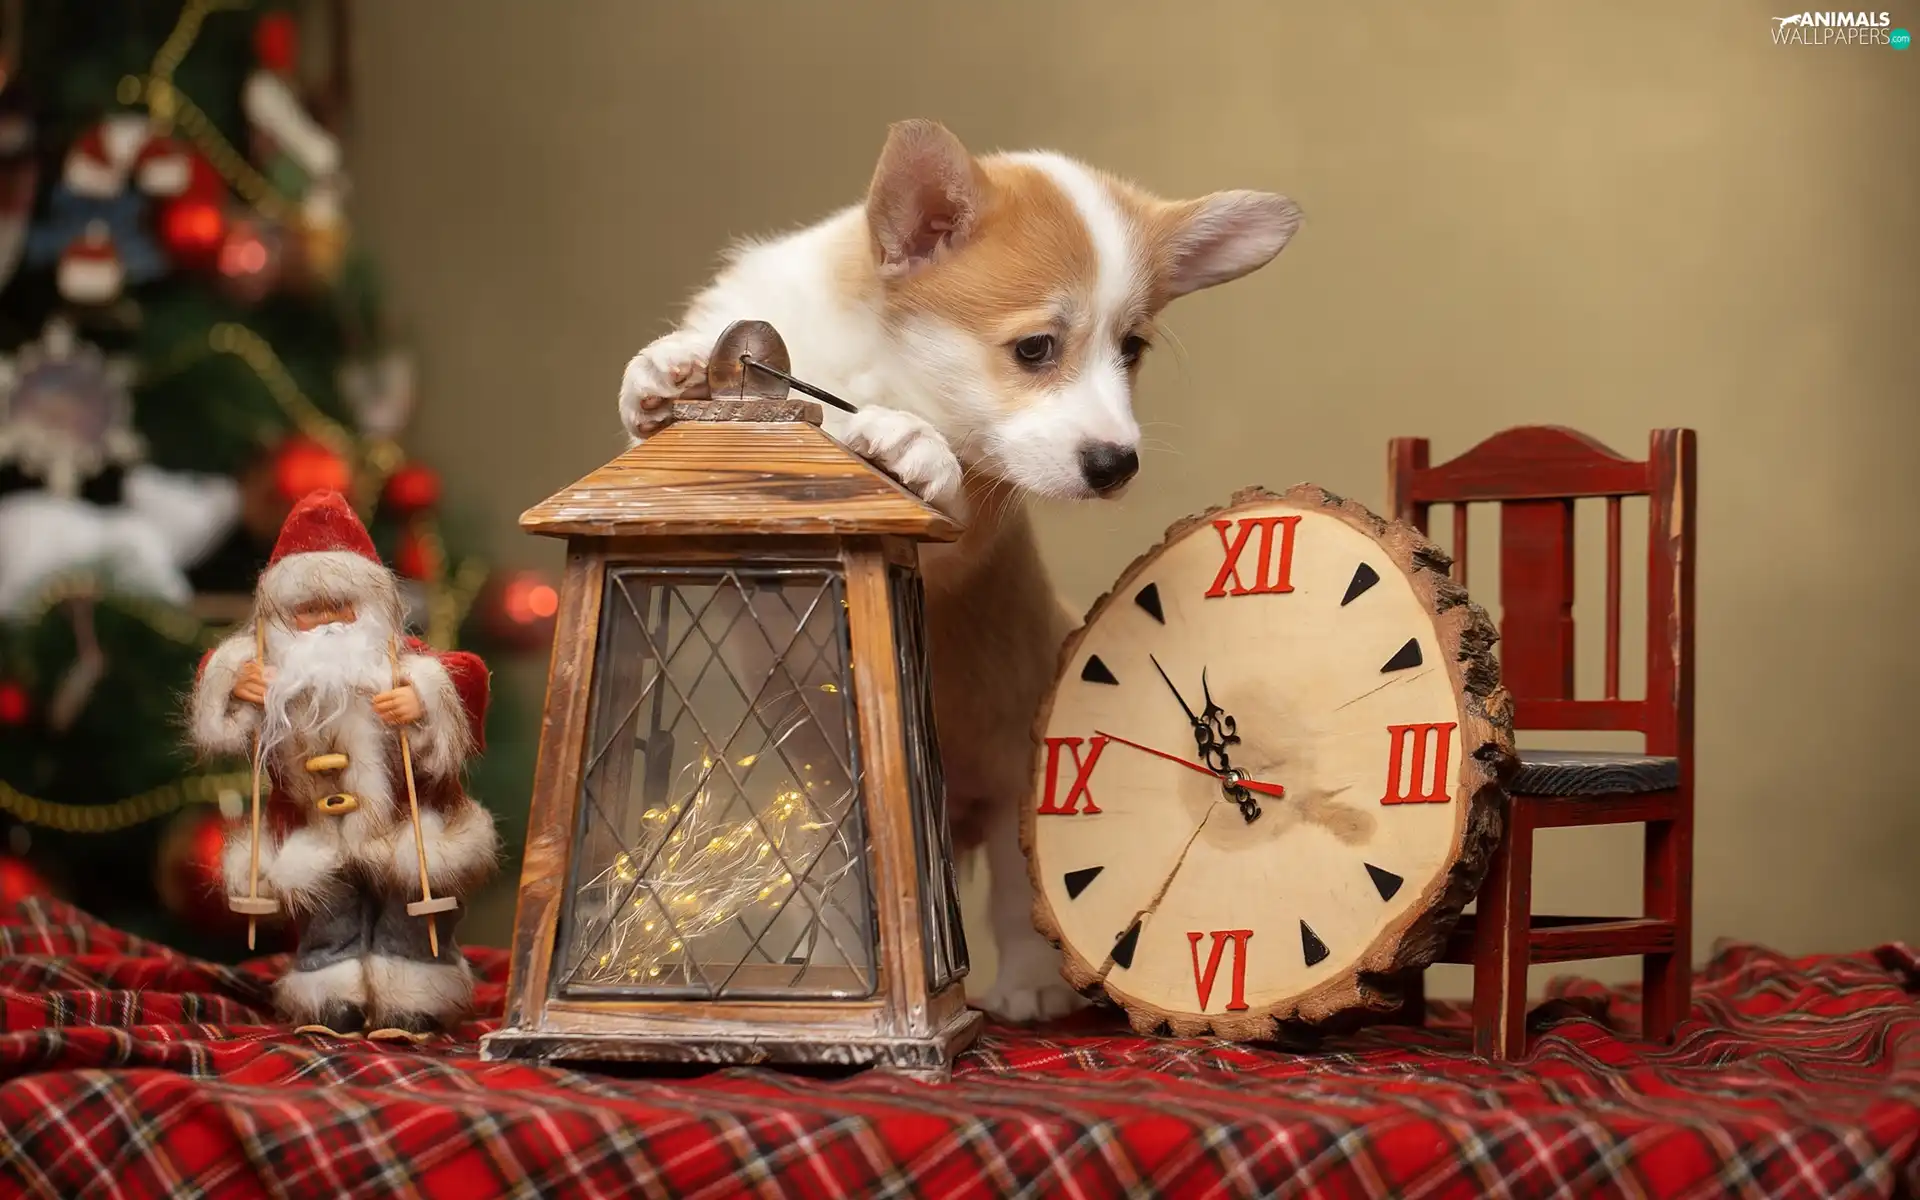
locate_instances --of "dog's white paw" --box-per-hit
[837,406,965,516]
[978,951,1088,1024]
[618,330,711,442]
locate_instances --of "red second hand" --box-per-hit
[1093,731,1286,798]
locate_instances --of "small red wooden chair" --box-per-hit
[1387,426,1697,1059]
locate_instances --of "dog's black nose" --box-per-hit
[1079,442,1140,494]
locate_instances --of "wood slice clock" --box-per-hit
[1026,485,1516,1038]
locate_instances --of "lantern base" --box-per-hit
[478,1007,983,1082]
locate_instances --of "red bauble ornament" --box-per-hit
[0,681,27,726]
[480,569,560,650]
[254,11,299,73]
[273,435,351,503]
[216,217,283,305]
[155,808,235,928]
[0,855,51,907]
[394,527,436,581]
[382,462,441,515]
[504,572,560,623]
[158,196,227,269]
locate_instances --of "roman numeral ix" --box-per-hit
[1038,735,1108,815]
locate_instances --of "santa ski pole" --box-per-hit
[228,620,279,948]
[390,638,454,957]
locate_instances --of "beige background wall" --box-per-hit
[349,2,1919,995]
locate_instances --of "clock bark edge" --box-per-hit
[1023,483,1518,1040]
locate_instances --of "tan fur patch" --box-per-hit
[883,159,1118,409]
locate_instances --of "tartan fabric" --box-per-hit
[0,898,1915,1200]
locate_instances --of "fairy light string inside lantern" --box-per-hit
[576,709,851,989]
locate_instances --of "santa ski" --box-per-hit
[189,490,496,1036]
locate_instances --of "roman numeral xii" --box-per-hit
[1206,516,1301,598]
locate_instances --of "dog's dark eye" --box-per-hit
[1120,334,1150,366]
[1013,334,1056,367]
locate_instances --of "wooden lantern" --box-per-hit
[481,367,981,1079]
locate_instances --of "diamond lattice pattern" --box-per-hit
[557,566,874,1000]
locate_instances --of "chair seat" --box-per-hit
[1511,749,1680,796]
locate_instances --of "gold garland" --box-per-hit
[142,0,249,131]
[0,573,226,829]
[0,771,248,833]
[141,323,356,459]
[140,324,419,525]
[117,0,296,222]
[12,572,217,649]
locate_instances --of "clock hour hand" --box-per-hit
[1192,670,1261,823]
[1092,730,1286,800]
[1198,668,1240,750]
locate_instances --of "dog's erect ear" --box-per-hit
[1157,191,1302,300]
[866,119,981,277]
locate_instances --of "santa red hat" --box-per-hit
[133,134,193,197]
[57,221,124,305]
[258,489,399,617]
[62,115,149,199]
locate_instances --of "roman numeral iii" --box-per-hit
[1187,929,1253,1011]
[1379,722,1457,805]
[1037,735,1108,815]
[1205,516,1301,598]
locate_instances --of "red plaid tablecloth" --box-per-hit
[0,897,1915,1199]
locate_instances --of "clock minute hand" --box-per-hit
[1148,654,1201,726]
[1092,731,1287,799]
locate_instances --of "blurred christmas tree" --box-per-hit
[0,0,552,960]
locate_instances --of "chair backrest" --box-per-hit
[1386,426,1696,759]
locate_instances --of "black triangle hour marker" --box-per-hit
[1342,563,1380,606]
[1134,582,1165,624]
[1081,655,1118,685]
[1112,920,1142,969]
[1063,867,1104,899]
[1381,638,1422,673]
[1300,920,1329,967]
[1366,863,1404,902]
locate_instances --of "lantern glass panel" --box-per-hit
[554,564,875,1000]
[888,563,968,992]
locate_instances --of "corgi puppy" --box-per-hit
[616,119,1300,1022]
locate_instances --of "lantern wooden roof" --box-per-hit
[520,403,962,542]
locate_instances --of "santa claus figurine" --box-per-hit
[188,490,496,1038]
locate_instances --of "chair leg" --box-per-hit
[1641,802,1694,1041]
[1472,801,1534,1060]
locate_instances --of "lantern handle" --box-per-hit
[703,319,858,413]
[738,355,859,414]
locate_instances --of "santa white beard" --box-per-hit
[260,617,394,761]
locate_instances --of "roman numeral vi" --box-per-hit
[1187,929,1253,1011]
